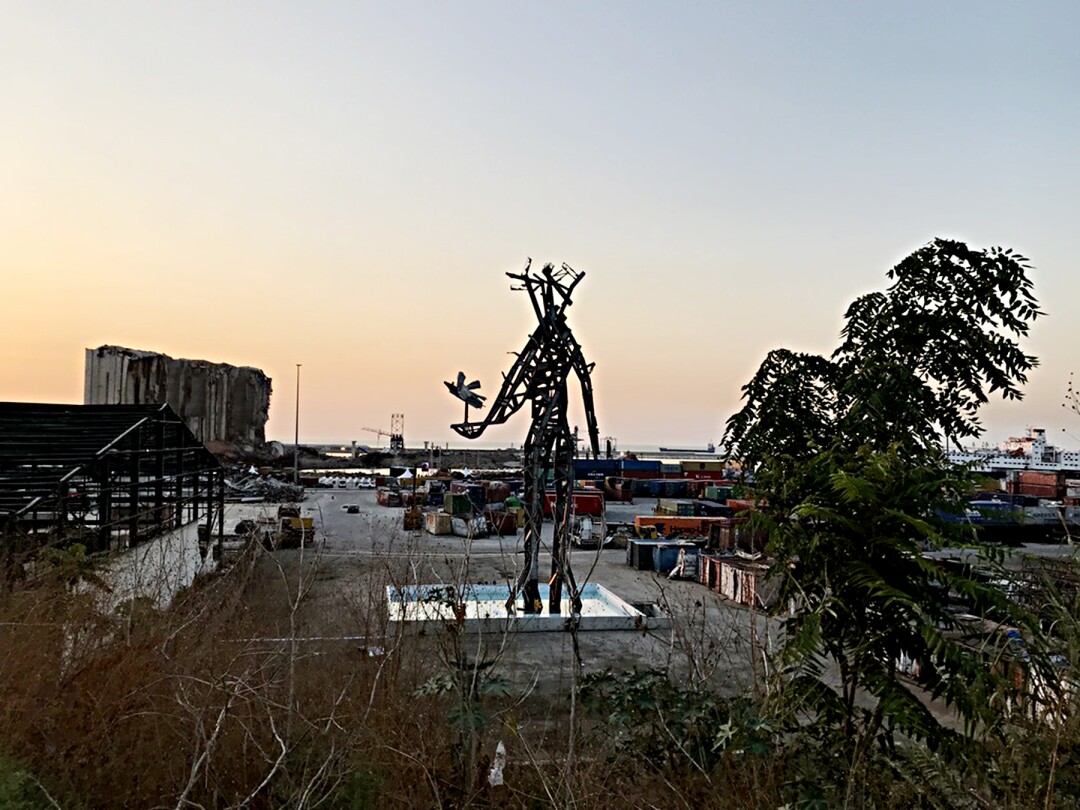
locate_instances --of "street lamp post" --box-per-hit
[294,364,302,485]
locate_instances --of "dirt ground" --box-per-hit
[214,487,980,740]
[223,489,776,705]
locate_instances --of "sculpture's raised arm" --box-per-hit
[572,348,600,457]
[449,336,539,439]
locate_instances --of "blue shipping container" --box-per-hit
[653,544,682,573]
[575,459,619,473]
[465,484,486,511]
[622,459,662,472]
[628,539,665,570]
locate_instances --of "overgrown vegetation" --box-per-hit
[0,753,61,810]
[716,239,1080,805]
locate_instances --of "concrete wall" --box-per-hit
[84,345,272,449]
[100,518,219,611]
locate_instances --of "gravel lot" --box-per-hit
[226,488,776,701]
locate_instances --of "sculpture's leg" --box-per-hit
[549,400,576,615]
[509,427,544,614]
[560,432,583,614]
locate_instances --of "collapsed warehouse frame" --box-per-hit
[0,403,224,554]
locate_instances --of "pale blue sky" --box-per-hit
[2,2,1077,448]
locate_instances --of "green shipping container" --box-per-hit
[656,498,680,516]
[657,498,696,517]
[705,486,733,503]
[444,493,473,516]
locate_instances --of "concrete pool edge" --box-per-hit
[387,582,670,633]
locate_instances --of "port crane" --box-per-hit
[445,260,599,616]
[358,414,405,452]
[359,426,392,444]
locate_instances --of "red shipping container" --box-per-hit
[1018,470,1064,486]
[684,480,707,498]
[1018,485,1061,498]
[485,481,510,503]
[543,491,605,517]
[684,470,727,481]
[485,510,518,536]
[376,489,401,507]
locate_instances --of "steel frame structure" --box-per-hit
[389,413,405,453]
[448,261,599,615]
[0,403,224,553]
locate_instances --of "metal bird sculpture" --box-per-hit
[444,372,486,416]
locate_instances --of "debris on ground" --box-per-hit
[225,467,305,502]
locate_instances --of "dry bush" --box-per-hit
[18,516,1072,809]
[0,536,444,808]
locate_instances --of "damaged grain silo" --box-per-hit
[84,345,272,452]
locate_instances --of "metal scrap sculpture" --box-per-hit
[445,261,600,615]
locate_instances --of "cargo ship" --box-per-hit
[948,429,1080,473]
[658,442,716,454]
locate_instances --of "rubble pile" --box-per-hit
[226,467,305,502]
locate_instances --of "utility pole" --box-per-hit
[294,363,302,484]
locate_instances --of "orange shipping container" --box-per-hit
[726,499,756,513]
[634,515,728,537]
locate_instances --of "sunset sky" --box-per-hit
[3,2,1078,449]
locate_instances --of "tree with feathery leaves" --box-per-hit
[723,239,1055,766]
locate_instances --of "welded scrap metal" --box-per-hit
[225,473,304,502]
